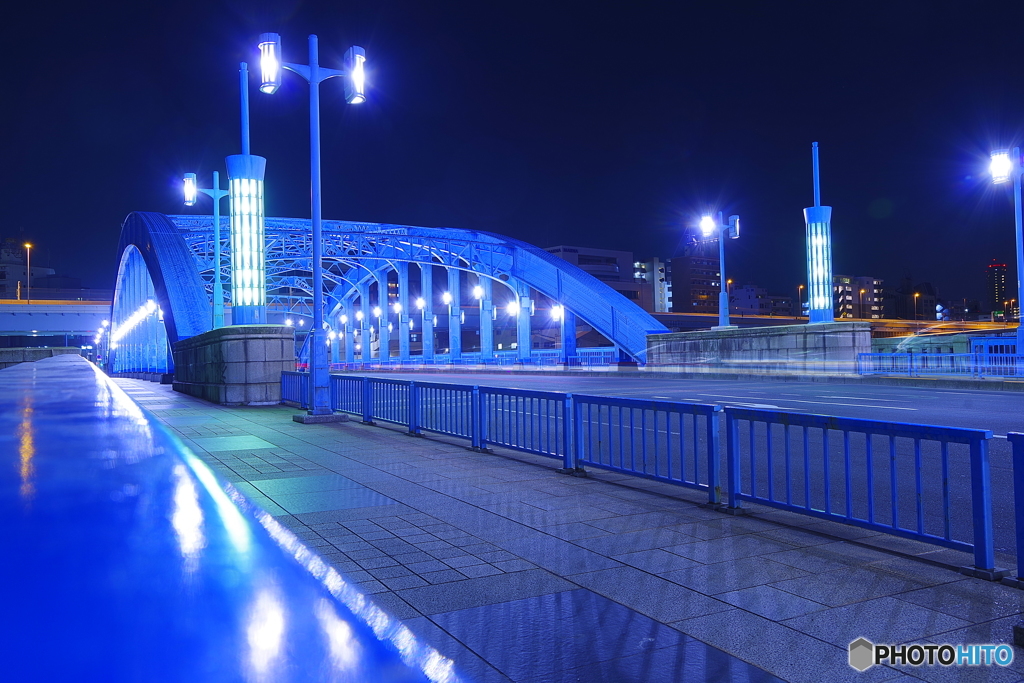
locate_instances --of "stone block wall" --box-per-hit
[646,322,871,375]
[0,347,82,370]
[172,325,295,405]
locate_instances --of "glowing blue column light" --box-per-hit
[804,141,834,324]
[225,154,267,324]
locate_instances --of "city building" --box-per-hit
[669,242,720,314]
[730,284,795,317]
[833,274,883,318]
[851,276,884,319]
[987,260,1008,314]
[633,257,672,312]
[546,245,652,310]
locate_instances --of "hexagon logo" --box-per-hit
[849,638,874,672]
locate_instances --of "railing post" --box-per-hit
[707,406,722,505]
[361,376,373,424]
[726,409,741,509]
[969,434,996,574]
[471,386,483,450]
[301,372,310,409]
[563,394,575,470]
[1011,433,1024,582]
[408,381,420,435]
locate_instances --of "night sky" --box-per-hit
[4,1,1024,304]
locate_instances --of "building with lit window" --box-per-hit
[633,258,672,312]
[987,260,1008,314]
[669,244,720,314]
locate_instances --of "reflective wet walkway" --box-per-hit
[117,379,1024,683]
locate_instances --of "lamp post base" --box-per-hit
[293,413,349,424]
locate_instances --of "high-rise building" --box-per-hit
[669,242,720,314]
[633,258,672,312]
[987,260,1008,313]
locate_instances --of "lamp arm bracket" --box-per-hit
[283,62,312,82]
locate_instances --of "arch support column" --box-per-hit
[397,262,411,361]
[420,265,434,361]
[447,267,462,361]
[516,282,532,362]
[478,277,493,362]
[376,270,390,362]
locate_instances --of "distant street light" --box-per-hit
[859,288,866,319]
[914,292,920,320]
[257,32,367,417]
[989,147,1024,348]
[23,243,32,305]
[797,284,804,317]
[697,212,740,328]
[183,171,228,328]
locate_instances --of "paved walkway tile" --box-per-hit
[114,379,1024,682]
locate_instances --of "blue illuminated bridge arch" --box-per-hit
[110,211,667,373]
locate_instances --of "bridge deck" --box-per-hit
[110,377,1024,683]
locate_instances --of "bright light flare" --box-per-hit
[372,306,382,318]
[344,46,366,104]
[183,173,198,206]
[507,300,520,316]
[551,304,564,321]
[258,33,282,95]
[355,311,364,321]
[392,302,402,314]
[472,285,484,299]
[991,149,1013,184]
[415,297,426,310]
[699,215,716,237]
[442,292,452,305]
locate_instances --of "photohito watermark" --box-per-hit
[849,638,1014,672]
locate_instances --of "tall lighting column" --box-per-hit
[258,33,366,416]
[989,148,1024,349]
[698,212,740,329]
[804,142,834,324]
[23,243,32,305]
[183,172,228,328]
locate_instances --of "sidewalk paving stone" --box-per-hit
[116,379,1024,683]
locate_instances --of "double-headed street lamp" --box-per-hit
[698,212,740,329]
[258,32,366,416]
[989,148,1024,348]
[184,172,228,328]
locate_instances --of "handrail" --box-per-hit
[2,356,458,682]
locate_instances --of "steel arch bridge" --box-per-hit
[109,211,667,373]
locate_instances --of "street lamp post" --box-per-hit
[914,292,920,321]
[184,172,228,328]
[699,212,740,329]
[258,33,366,416]
[797,284,804,318]
[859,288,866,319]
[989,148,1024,349]
[23,243,32,305]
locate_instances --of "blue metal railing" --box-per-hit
[1009,433,1024,582]
[725,407,995,571]
[284,373,1003,574]
[858,352,1023,378]
[282,369,308,407]
[480,387,571,465]
[574,394,722,503]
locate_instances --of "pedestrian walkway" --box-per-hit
[116,378,1024,683]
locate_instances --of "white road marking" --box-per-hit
[690,393,917,411]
